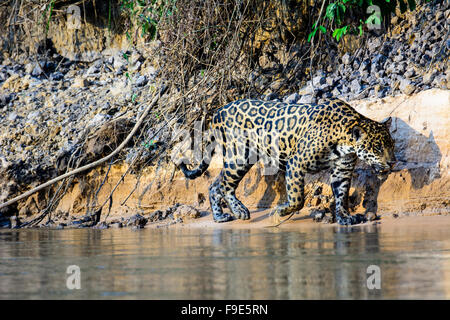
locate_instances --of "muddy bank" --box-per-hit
[0,2,449,228]
[27,88,445,230]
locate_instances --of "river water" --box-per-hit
[1,216,450,299]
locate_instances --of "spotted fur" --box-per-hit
[179,98,396,225]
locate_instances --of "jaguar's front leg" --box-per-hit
[331,156,366,226]
[271,159,305,220]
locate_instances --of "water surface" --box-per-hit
[1,217,450,299]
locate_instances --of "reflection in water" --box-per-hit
[1,219,450,299]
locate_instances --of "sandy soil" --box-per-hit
[145,208,450,231]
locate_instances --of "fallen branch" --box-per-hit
[0,85,168,211]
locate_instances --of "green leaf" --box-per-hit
[319,25,327,33]
[326,3,337,21]
[307,28,318,42]
[408,0,416,11]
[333,26,348,42]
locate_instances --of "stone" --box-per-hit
[331,87,341,97]
[350,79,362,93]
[172,204,201,220]
[342,53,351,65]
[283,93,300,104]
[298,95,314,103]
[7,112,18,121]
[126,214,148,228]
[50,72,64,81]
[399,79,416,95]
[72,77,89,88]
[298,84,313,96]
[326,77,336,87]
[113,53,128,70]
[404,68,416,79]
[423,70,437,85]
[312,75,326,87]
[393,54,404,63]
[135,75,148,87]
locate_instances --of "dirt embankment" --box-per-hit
[0,1,449,228]
[50,88,449,226]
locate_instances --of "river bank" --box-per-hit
[0,1,449,228]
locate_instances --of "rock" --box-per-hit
[326,77,336,87]
[135,75,147,87]
[88,113,110,127]
[126,214,148,228]
[264,92,278,100]
[0,93,13,107]
[298,94,314,103]
[352,58,361,70]
[298,84,313,96]
[342,53,351,65]
[86,64,100,76]
[359,59,371,72]
[113,52,128,70]
[50,72,64,81]
[312,75,326,87]
[423,70,437,84]
[270,79,283,91]
[146,66,157,82]
[27,110,42,121]
[331,87,341,97]
[399,79,416,95]
[350,79,362,93]
[432,75,448,90]
[110,80,129,96]
[72,77,89,88]
[94,222,109,229]
[372,54,387,66]
[172,204,201,220]
[283,93,300,104]
[404,68,416,79]
[393,54,404,63]
[31,64,43,77]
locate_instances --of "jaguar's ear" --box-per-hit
[381,117,392,128]
[352,126,366,142]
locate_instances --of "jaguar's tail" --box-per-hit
[179,159,211,179]
[178,133,216,180]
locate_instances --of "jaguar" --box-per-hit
[178,98,396,225]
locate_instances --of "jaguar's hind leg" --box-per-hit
[208,173,233,223]
[220,162,254,220]
[270,157,305,218]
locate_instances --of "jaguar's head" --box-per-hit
[351,117,396,178]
